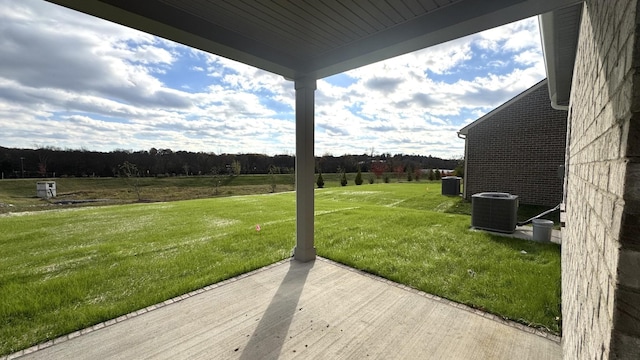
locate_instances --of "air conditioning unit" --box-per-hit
[471,192,519,233]
[441,176,461,196]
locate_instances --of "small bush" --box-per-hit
[383,174,390,183]
[371,161,386,179]
[340,171,348,186]
[406,165,413,182]
[287,167,295,185]
[394,165,404,182]
[316,173,325,188]
[435,169,442,180]
[414,168,422,182]
[267,165,280,193]
[368,174,375,184]
[355,168,363,185]
[454,159,464,178]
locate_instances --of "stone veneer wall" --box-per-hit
[464,82,567,206]
[563,0,640,358]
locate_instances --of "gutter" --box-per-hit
[539,12,568,111]
[539,3,584,111]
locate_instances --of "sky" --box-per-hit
[0,0,547,159]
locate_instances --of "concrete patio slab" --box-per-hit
[11,258,561,360]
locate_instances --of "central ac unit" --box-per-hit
[441,176,461,196]
[471,192,519,233]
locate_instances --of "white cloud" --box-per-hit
[474,17,540,51]
[514,49,543,65]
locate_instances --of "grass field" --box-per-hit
[0,175,295,214]
[0,180,561,355]
[0,173,373,214]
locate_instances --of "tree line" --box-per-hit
[0,146,461,179]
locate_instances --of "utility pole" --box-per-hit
[20,157,24,178]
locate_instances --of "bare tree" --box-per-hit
[35,146,50,177]
[231,160,242,177]
[211,167,222,195]
[371,161,386,180]
[268,165,279,193]
[119,161,141,200]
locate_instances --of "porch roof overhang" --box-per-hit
[46,0,583,83]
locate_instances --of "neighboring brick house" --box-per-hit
[457,79,568,206]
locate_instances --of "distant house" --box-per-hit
[457,79,567,207]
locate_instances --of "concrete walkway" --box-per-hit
[11,258,561,360]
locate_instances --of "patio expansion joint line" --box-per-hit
[315,256,562,344]
[3,257,293,360]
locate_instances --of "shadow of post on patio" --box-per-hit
[239,259,314,360]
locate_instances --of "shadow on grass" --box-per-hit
[484,232,561,255]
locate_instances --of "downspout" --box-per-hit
[457,132,468,199]
[561,105,572,226]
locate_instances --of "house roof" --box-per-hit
[46,0,584,82]
[457,79,549,136]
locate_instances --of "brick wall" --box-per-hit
[464,82,567,206]
[563,0,640,358]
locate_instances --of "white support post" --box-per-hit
[293,77,317,262]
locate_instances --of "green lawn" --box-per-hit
[0,182,561,355]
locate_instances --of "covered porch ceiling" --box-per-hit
[47,0,583,86]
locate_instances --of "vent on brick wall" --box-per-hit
[471,192,519,233]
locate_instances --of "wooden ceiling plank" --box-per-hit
[264,0,357,47]
[317,0,378,35]
[160,0,325,53]
[230,0,332,47]
[416,0,441,12]
[381,0,416,21]
[364,1,401,26]
[227,0,336,52]
[401,0,428,16]
[433,0,455,8]
[339,1,391,30]
[371,0,405,22]
[310,0,372,37]
[289,0,360,43]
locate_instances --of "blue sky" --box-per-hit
[0,0,547,159]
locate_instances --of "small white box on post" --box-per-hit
[36,181,56,198]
